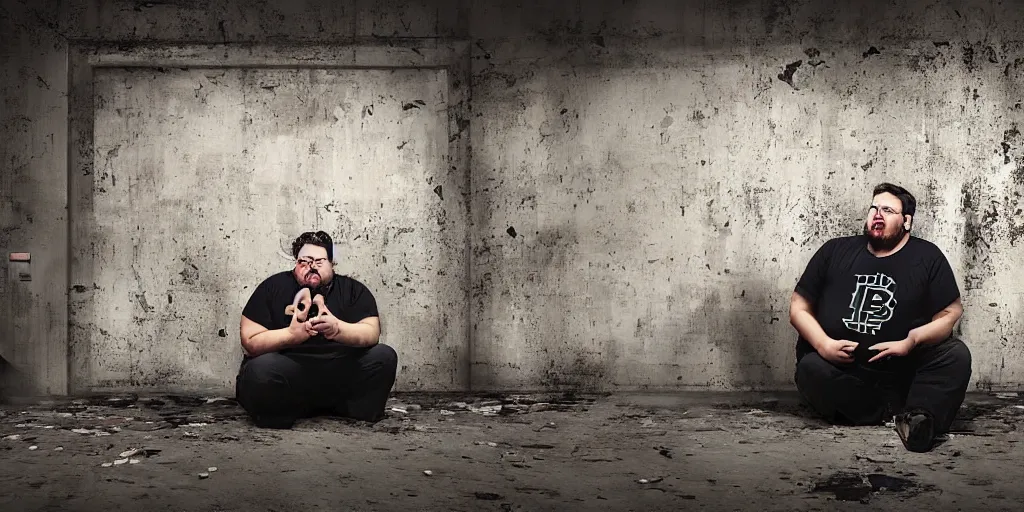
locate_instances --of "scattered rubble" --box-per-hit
[521,443,554,449]
[855,454,895,463]
[533,422,557,432]
[118,448,161,458]
[468,402,502,416]
[70,428,112,436]
[580,455,619,462]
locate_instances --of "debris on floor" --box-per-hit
[855,454,895,463]
[0,391,1020,510]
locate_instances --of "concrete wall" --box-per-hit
[2,0,1023,396]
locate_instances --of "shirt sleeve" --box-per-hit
[926,249,961,316]
[347,279,379,322]
[241,277,275,329]
[794,239,836,305]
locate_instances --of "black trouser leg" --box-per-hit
[235,353,313,429]
[795,352,889,425]
[318,343,399,423]
[904,338,972,435]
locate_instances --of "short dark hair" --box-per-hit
[292,231,334,261]
[873,182,916,218]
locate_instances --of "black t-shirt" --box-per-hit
[241,271,379,358]
[794,235,960,367]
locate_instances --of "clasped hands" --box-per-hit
[284,288,342,343]
[820,335,917,365]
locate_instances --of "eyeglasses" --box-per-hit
[296,257,329,268]
[869,205,903,216]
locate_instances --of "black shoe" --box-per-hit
[894,412,934,453]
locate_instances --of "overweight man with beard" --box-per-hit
[789,183,972,452]
[234,231,397,429]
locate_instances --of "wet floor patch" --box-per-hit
[813,472,924,502]
[813,472,873,502]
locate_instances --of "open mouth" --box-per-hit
[871,221,884,230]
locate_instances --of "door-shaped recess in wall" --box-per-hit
[69,62,468,394]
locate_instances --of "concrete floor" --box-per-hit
[0,391,1021,511]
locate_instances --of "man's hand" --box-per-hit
[868,337,916,363]
[287,288,316,344]
[309,294,342,340]
[818,338,859,365]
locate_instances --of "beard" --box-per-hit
[302,269,334,295]
[864,224,907,252]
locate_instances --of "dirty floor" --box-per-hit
[1,391,1021,511]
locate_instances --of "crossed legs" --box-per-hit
[235,343,399,428]
[795,338,972,449]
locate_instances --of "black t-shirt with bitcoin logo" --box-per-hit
[794,235,961,368]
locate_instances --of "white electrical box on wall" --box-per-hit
[9,252,30,281]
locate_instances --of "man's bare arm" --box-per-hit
[789,292,831,352]
[790,291,858,364]
[325,316,381,348]
[239,315,307,357]
[908,298,963,348]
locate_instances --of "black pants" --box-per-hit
[235,343,398,428]
[795,338,972,435]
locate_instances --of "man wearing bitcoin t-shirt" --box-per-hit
[789,183,971,453]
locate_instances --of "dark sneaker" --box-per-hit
[894,412,934,452]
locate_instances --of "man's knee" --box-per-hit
[949,338,972,365]
[365,343,398,373]
[238,353,294,389]
[236,354,304,425]
[918,337,972,376]
[944,338,973,380]
[795,352,834,388]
